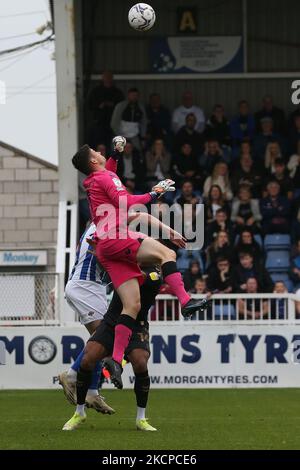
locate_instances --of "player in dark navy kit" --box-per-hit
[63,269,161,432]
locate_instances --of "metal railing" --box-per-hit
[1,276,299,326]
[0,273,60,326]
[150,294,299,324]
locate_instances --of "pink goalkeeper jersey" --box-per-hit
[83,157,152,238]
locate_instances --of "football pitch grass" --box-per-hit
[1,389,300,450]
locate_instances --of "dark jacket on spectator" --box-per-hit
[174,126,204,155]
[234,264,274,293]
[207,266,236,293]
[260,195,291,234]
[205,115,231,146]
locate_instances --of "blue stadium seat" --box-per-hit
[266,250,290,272]
[264,234,291,251]
[214,304,236,320]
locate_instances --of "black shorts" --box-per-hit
[88,319,150,361]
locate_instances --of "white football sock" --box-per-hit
[87,389,98,396]
[67,368,77,382]
[136,407,146,421]
[76,404,85,416]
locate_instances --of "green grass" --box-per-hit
[1,389,300,450]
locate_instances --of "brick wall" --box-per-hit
[0,143,58,270]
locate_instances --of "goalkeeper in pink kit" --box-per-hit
[72,136,210,389]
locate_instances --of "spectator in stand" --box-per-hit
[237,278,269,319]
[203,162,233,201]
[260,180,291,234]
[172,143,199,186]
[253,117,285,160]
[192,277,208,294]
[287,139,300,188]
[174,113,204,156]
[231,185,262,234]
[291,196,300,241]
[235,229,264,265]
[95,143,107,155]
[206,230,232,267]
[204,185,230,224]
[255,95,286,135]
[183,260,202,291]
[145,138,171,188]
[87,70,124,147]
[117,140,145,190]
[264,158,293,200]
[231,152,265,197]
[206,208,234,246]
[146,93,171,145]
[288,115,300,154]
[205,104,231,147]
[271,281,288,319]
[231,140,253,170]
[230,100,255,148]
[290,239,300,287]
[264,141,283,173]
[235,252,274,293]
[199,140,227,178]
[174,180,202,236]
[172,91,205,134]
[207,256,236,293]
[111,87,147,150]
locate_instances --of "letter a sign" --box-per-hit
[177,7,198,34]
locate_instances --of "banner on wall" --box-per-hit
[1,325,300,389]
[151,36,244,73]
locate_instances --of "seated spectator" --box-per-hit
[206,208,234,246]
[264,158,293,200]
[117,140,145,190]
[204,184,231,224]
[205,104,231,147]
[255,95,286,135]
[145,138,171,188]
[264,141,283,173]
[231,140,253,169]
[287,139,300,188]
[192,277,208,294]
[207,256,236,293]
[172,143,199,185]
[206,230,232,267]
[231,152,265,197]
[111,88,147,150]
[146,93,171,144]
[95,143,107,155]
[174,113,204,156]
[253,117,285,160]
[235,229,264,265]
[291,196,300,241]
[260,181,291,234]
[288,114,300,154]
[271,281,288,319]
[230,100,255,147]
[183,260,202,291]
[290,239,300,286]
[172,90,205,134]
[231,185,262,234]
[87,70,124,147]
[237,278,269,319]
[203,162,233,201]
[199,140,226,178]
[174,180,202,237]
[235,252,274,293]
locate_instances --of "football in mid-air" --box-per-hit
[128,3,156,31]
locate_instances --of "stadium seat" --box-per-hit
[214,304,236,320]
[266,250,290,272]
[264,234,291,251]
[271,272,290,282]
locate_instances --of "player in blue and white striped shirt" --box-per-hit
[59,223,114,415]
